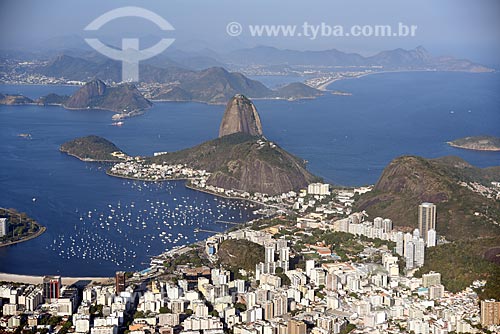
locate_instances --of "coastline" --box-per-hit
[320,69,493,91]
[3,69,494,112]
[447,142,500,152]
[0,272,112,285]
[0,225,46,249]
[105,170,272,208]
[0,175,262,282]
[60,150,123,163]
[105,168,281,209]
[0,208,47,249]
[105,170,191,182]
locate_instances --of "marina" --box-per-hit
[44,180,260,273]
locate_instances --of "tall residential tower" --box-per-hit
[418,203,436,245]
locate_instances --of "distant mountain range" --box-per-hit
[2,45,494,106]
[32,54,322,104]
[222,46,493,72]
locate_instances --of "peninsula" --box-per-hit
[60,135,128,162]
[447,136,500,151]
[0,208,46,248]
[66,95,319,196]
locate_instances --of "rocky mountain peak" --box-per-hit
[218,94,263,138]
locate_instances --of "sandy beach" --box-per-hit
[0,272,113,285]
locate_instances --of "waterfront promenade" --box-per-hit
[0,272,112,285]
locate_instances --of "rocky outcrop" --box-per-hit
[64,79,106,109]
[219,94,263,138]
[448,136,500,151]
[150,132,319,195]
[63,79,152,114]
[0,93,34,105]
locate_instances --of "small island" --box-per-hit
[331,90,353,96]
[0,93,34,105]
[447,136,500,151]
[60,135,128,162]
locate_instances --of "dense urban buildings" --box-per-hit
[0,186,497,334]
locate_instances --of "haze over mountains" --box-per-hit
[2,43,493,105]
[224,45,492,71]
[6,44,492,72]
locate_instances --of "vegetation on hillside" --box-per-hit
[60,135,124,162]
[149,132,319,195]
[356,155,500,241]
[0,208,44,245]
[64,79,152,113]
[217,239,264,272]
[37,93,69,105]
[414,237,500,299]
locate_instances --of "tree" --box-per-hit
[235,303,247,312]
[159,306,171,314]
[134,311,145,319]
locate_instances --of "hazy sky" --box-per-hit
[1,0,499,65]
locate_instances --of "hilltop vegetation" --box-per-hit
[0,208,45,246]
[149,132,319,195]
[217,239,264,272]
[60,135,125,162]
[356,155,500,296]
[37,93,70,105]
[356,155,500,241]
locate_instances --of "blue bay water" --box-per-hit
[1,71,499,276]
